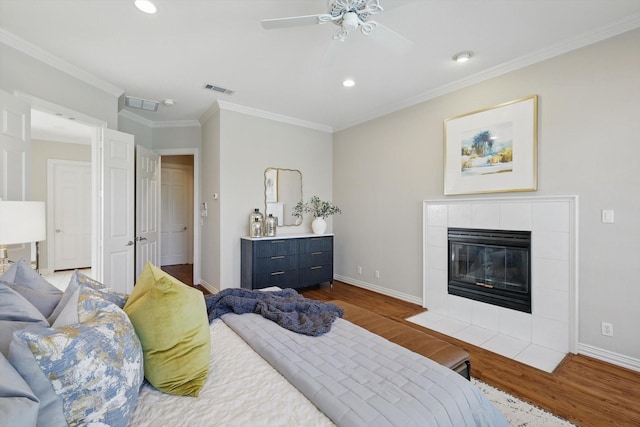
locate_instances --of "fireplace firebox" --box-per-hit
[448,228,531,313]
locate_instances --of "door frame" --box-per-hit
[46,159,91,274]
[156,148,201,286]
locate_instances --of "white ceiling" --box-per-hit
[2,0,640,132]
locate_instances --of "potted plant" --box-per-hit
[292,196,341,234]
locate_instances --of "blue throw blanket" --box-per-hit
[205,288,343,336]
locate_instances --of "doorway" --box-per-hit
[156,148,200,286]
[30,108,96,275]
[160,155,194,267]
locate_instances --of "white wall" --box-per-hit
[333,28,640,362]
[200,107,333,290]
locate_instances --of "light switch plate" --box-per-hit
[602,210,614,223]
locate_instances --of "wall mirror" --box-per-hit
[264,168,302,226]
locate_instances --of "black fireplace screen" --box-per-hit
[448,228,531,313]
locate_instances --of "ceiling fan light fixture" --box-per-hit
[453,51,473,63]
[134,0,157,14]
[342,79,356,88]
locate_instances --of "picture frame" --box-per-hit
[444,95,538,195]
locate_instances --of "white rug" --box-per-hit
[472,378,575,426]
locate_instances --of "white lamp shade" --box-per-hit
[0,201,46,244]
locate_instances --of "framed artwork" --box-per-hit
[444,95,538,195]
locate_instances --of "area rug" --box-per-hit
[472,378,575,426]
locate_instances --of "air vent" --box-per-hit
[203,83,234,95]
[125,96,159,111]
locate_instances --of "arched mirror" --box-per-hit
[264,168,302,226]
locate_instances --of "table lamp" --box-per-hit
[0,201,46,273]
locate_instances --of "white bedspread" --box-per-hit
[129,319,335,427]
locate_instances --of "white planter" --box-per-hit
[311,217,327,234]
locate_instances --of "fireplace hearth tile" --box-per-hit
[515,344,567,373]
[483,334,530,359]
[452,325,497,347]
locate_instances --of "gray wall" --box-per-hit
[0,44,119,128]
[333,29,640,360]
[200,107,333,290]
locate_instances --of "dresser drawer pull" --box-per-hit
[271,255,285,260]
[310,238,323,241]
[271,271,285,276]
[311,251,323,255]
[311,266,323,270]
[271,240,285,244]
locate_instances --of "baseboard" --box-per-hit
[578,343,640,372]
[334,275,422,305]
[199,279,219,295]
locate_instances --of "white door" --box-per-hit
[100,128,135,293]
[161,166,190,266]
[135,145,160,278]
[0,90,30,201]
[52,161,91,270]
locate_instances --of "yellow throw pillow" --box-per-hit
[124,263,210,397]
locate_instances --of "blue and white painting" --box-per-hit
[460,121,513,175]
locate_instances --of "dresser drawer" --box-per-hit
[255,254,298,274]
[300,264,333,285]
[254,239,298,258]
[255,270,299,289]
[299,236,332,253]
[299,251,332,268]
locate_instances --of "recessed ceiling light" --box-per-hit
[343,79,355,88]
[162,99,175,106]
[134,0,157,14]
[452,51,473,63]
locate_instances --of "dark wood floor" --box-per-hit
[165,264,640,427]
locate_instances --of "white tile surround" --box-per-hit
[418,196,577,373]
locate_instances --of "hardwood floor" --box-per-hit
[167,263,639,426]
[302,281,640,427]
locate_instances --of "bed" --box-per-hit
[1,260,508,427]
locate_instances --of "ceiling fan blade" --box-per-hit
[261,14,330,30]
[368,23,413,55]
[320,37,344,69]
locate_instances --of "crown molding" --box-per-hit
[0,28,123,98]
[335,14,640,132]
[217,100,333,133]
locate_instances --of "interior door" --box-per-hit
[135,145,160,278]
[161,166,190,266]
[100,128,135,293]
[52,161,91,270]
[0,90,31,262]
[0,90,30,201]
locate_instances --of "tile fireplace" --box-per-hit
[422,196,577,372]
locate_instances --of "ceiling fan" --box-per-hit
[261,0,413,55]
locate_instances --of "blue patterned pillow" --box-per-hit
[48,270,128,324]
[9,287,143,426]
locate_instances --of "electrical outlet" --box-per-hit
[357,266,362,275]
[375,270,380,279]
[601,321,614,337]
